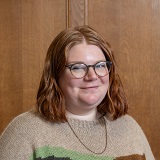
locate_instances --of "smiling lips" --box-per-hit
[81,86,99,91]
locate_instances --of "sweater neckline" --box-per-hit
[67,116,106,128]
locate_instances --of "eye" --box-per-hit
[95,62,107,69]
[71,64,86,72]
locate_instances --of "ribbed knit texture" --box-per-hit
[0,110,155,160]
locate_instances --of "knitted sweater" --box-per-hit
[0,110,155,160]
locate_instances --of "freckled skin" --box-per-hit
[59,42,109,115]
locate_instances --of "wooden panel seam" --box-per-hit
[66,0,69,28]
[67,0,88,27]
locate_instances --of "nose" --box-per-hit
[84,67,98,81]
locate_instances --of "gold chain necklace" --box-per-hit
[67,116,107,154]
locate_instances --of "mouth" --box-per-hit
[81,86,99,90]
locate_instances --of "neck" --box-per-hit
[66,109,101,121]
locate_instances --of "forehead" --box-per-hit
[66,42,106,63]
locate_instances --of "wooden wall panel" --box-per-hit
[0,0,66,133]
[21,0,66,111]
[0,0,23,134]
[67,0,88,27]
[88,0,160,158]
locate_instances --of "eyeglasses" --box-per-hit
[65,61,112,79]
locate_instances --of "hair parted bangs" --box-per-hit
[36,25,128,122]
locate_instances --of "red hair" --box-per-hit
[36,25,128,122]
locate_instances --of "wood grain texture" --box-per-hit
[68,0,88,27]
[0,0,66,133]
[0,0,23,134]
[21,0,66,111]
[88,0,160,158]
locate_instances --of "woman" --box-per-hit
[0,26,155,160]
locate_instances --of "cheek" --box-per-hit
[60,80,82,103]
[101,76,110,86]
[100,76,110,94]
[59,73,81,95]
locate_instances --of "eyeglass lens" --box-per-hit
[69,61,112,78]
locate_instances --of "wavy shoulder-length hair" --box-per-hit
[36,25,128,122]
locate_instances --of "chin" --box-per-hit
[83,99,102,107]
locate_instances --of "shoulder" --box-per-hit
[7,110,39,125]
[1,110,49,138]
[107,114,139,125]
[3,110,42,127]
[106,114,144,135]
[114,115,155,159]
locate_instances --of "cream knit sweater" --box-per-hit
[0,110,155,160]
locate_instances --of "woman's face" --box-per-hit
[59,42,109,115]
